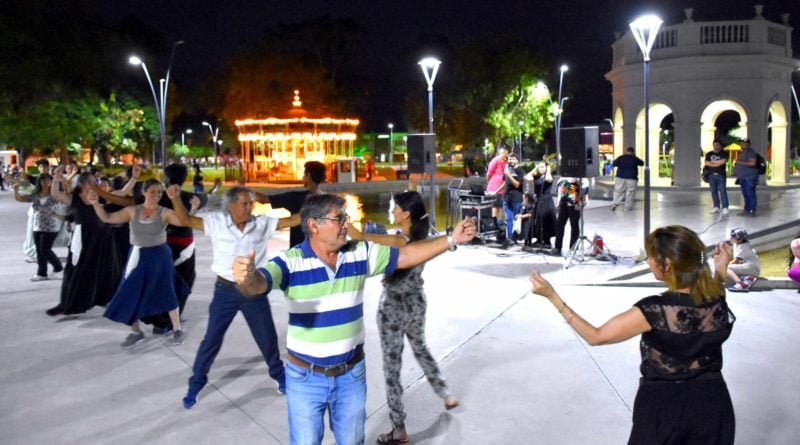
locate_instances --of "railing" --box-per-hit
[700,24,749,44]
[654,28,678,49]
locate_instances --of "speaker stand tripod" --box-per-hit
[563,182,616,269]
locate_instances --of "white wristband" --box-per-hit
[447,234,457,252]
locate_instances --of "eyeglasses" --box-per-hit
[317,214,349,225]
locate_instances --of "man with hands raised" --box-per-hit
[232,193,476,445]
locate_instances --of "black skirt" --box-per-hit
[629,376,735,445]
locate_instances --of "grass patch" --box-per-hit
[758,246,790,277]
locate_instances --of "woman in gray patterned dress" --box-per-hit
[348,191,458,445]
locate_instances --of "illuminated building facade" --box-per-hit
[235,90,359,181]
[606,6,798,186]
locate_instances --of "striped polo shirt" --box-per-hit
[258,239,398,366]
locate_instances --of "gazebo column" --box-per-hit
[673,120,702,187]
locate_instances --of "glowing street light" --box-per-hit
[418,57,441,232]
[202,121,221,169]
[555,64,568,174]
[630,13,662,244]
[181,128,192,147]
[387,123,395,162]
[128,40,184,172]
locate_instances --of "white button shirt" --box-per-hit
[202,212,279,281]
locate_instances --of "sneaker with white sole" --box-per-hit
[121,332,146,348]
[727,282,750,292]
[170,329,186,345]
[721,208,729,215]
[709,207,720,214]
[30,275,48,282]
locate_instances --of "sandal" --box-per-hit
[377,428,409,444]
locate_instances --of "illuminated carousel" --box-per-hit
[235,90,360,182]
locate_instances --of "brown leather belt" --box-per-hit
[287,348,364,377]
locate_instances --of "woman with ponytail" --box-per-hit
[531,225,737,444]
[348,191,458,444]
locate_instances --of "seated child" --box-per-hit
[727,227,761,292]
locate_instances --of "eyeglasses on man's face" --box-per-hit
[317,213,349,225]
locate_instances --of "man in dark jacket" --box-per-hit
[610,147,644,211]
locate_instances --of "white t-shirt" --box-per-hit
[202,212,279,281]
[733,242,760,270]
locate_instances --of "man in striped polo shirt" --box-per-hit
[233,193,476,445]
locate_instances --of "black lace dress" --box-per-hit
[630,291,736,445]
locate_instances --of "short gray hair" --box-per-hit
[300,193,345,236]
[222,186,253,215]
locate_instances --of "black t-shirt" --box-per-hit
[504,166,526,204]
[705,150,729,176]
[634,291,735,382]
[269,190,310,247]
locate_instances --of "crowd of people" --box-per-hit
[5,150,798,445]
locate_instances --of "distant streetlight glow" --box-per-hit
[387,123,394,161]
[202,121,221,169]
[630,13,662,245]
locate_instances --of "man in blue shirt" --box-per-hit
[610,147,644,211]
[733,138,759,216]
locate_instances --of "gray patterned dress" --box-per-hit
[378,260,452,430]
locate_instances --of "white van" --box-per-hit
[0,150,20,169]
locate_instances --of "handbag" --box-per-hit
[701,166,710,183]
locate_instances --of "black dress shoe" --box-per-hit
[46,305,64,317]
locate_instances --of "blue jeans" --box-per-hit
[503,200,522,239]
[739,175,758,212]
[708,174,728,209]
[285,358,367,445]
[187,281,284,395]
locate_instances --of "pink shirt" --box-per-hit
[486,157,507,194]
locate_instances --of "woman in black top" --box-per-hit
[531,225,736,444]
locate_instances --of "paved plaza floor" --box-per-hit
[1,181,799,444]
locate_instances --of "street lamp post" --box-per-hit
[181,128,192,147]
[128,41,184,173]
[202,121,220,169]
[418,57,441,232]
[555,64,568,175]
[387,123,394,162]
[630,14,662,244]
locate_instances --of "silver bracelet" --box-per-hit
[447,234,457,251]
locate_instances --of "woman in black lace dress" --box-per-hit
[347,191,458,445]
[531,225,736,444]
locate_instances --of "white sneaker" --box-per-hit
[30,275,48,282]
[721,208,729,215]
[709,207,720,214]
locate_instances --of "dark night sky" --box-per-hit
[91,0,799,132]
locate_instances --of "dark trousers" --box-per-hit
[33,231,62,277]
[555,206,581,250]
[739,176,758,212]
[187,281,285,394]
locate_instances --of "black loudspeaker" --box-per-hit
[407,134,436,174]
[560,126,599,178]
[461,206,497,234]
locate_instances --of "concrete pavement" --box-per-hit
[0,180,799,444]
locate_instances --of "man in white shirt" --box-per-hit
[172,186,299,409]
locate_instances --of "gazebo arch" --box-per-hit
[635,103,673,186]
[768,100,788,183]
[700,99,749,153]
